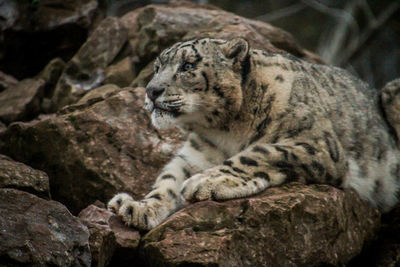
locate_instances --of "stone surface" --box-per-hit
[52,17,128,109]
[0,78,45,124]
[0,122,5,133]
[36,57,66,113]
[349,203,400,267]
[121,1,323,67]
[130,60,155,88]
[141,183,380,266]
[0,71,18,93]
[0,86,184,213]
[78,205,117,267]
[104,57,136,87]
[0,0,100,79]
[0,154,50,199]
[79,205,141,267]
[0,188,91,266]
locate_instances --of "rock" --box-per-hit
[0,188,91,266]
[0,122,5,133]
[0,78,45,124]
[348,203,400,267]
[0,0,100,80]
[0,86,184,213]
[78,205,117,267]
[104,57,136,87]
[142,183,380,266]
[121,1,323,67]
[78,205,141,267]
[0,154,50,199]
[36,58,66,113]
[0,71,18,93]
[130,60,155,88]
[52,17,128,110]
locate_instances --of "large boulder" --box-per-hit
[0,188,91,266]
[52,17,128,109]
[121,1,323,67]
[0,154,50,199]
[0,86,184,213]
[76,183,381,266]
[141,183,380,266]
[0,0,100,79]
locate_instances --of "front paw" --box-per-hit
[181,173,216,202]
[108,193,169,230]
[107,193,133,213]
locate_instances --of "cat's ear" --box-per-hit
[221,37,249,63]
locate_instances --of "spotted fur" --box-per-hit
[108,38,400,230]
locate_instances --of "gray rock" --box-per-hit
[0,188,91,266]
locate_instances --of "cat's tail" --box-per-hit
[381,78,400,145]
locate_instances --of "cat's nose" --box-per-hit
[146,87,165,101]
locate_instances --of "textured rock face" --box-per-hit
[0,188,91,266]
[349,203,400,267]
[0,154,50,199]
[52,17,128,109]
[121,2,323,67]
[141,184,380,266]
[0,86,184,213]
[78,205,141,267]
[0,78,45,124]
[104,57,136,87]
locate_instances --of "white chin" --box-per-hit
[151,109,176,129]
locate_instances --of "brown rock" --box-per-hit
[79,205,141,267]
[0,78,45,124]
[142,183,380,266]
[0,154,50,199]
[130,60,155,88]
[0,86,184,213]
[79,205,117,267]
[104,57,136,87]
[36,58,66,87]
[0,188,91,266]
[0,0,100,79]
[36,57,66,113]
[121,2,322,66]
[349,203,400,267]
[0,122,5,133]
[0,71,18,93]
[52,17,128,109]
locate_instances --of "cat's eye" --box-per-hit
[154,65,160,73]
[181,62,195,72]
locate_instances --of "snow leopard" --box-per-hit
[108,37,400,230]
